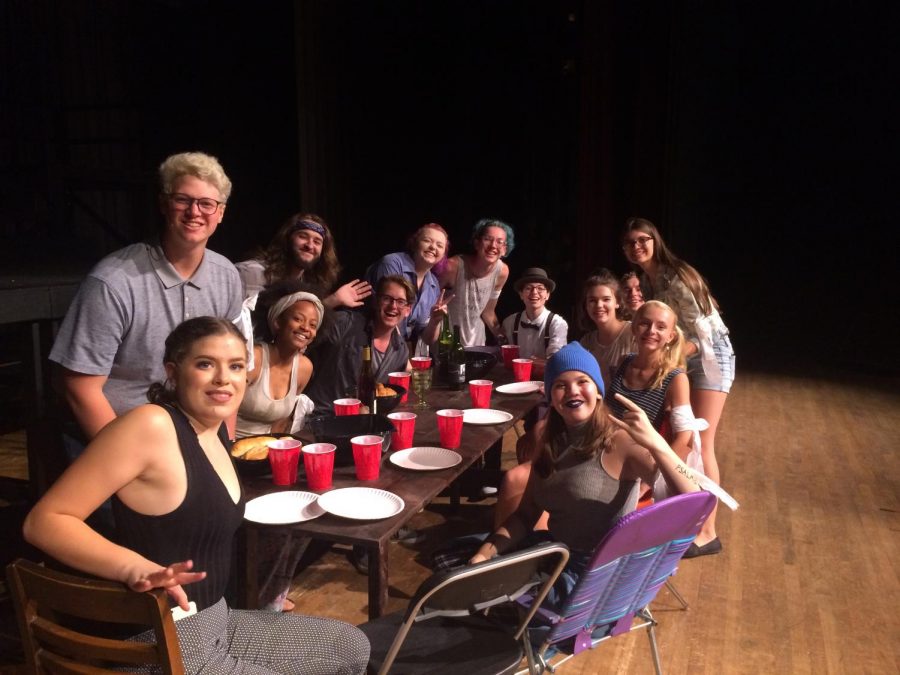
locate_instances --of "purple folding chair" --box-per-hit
[520,491,717,675]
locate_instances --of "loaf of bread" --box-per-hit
[231,436,277,460]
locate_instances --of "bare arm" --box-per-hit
[665,372,693,461]
[22,406,205,609]
[470,467,542,563]
[609,393,701,495]
[480,262,510,340]
[59,368,116,441]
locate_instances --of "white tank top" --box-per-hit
[235,344,300,438]
[447,255,502,347]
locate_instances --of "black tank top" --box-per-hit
[112,404,245,611]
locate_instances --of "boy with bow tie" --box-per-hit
[500,268,568,377]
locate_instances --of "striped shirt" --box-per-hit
[607,354,682,429]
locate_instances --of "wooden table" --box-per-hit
[237,364,543,619]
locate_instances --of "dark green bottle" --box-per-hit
[448,324,466,390]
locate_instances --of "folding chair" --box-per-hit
[6,558,184,674]
[520,491,716,674]
[359,541,569,675]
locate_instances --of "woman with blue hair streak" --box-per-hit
[437,218,515,346]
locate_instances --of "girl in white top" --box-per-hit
[578,271,636,389]
[235,285,323,439]
[621,217,735,556]
[439,219,513,346]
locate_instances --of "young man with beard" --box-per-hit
[303,275,413,416]
[236,213,371,309]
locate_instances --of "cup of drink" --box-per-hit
[350,434,383,481]
[387,412,416,451]
[334,398,361,416]
[410,356,432,370]
[410,364,433,410]
[267,438,302,486]
[501,344,520,368]
[388,372,411,403]
[302,443,336,491]
[468,379,493,408]
[436,409,464,450]
[511,358,533,383]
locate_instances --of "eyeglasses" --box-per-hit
[522,284,547,294]
[167,193,224,215]
[378,294,410,309]
[480,235,507,247]
[622,235,653,250]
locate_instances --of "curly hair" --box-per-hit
[472,218,515,258]
[158,152,232,200]
[257,213,342,292]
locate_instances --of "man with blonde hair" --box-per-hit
[50,151,243,442]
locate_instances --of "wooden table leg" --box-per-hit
[367,540,388,619]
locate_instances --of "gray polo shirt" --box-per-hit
[50,242,243,416]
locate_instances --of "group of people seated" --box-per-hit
[23,151,736,673]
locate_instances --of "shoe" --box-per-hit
[682,537,722,559]
[394,526,426,544]
[349,545,368,575]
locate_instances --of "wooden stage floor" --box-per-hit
[288,368,900,674]
[1,367,897,673]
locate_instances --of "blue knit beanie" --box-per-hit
[543,342,605,398]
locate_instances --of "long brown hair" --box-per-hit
[623,217,719,316]
[534,395,617,478]
[259,213,342,291]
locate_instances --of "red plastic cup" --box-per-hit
[351,434,383,481]
[410,356,432,370]
[511,358,533,383]
[387,412,417,450]
[302,443,336,491]
[267,438,302,486]
[468,379,493,408]
[501,344,520,368]
[388,372,411,403]
[334,398,361,416]
[436,409,464,450]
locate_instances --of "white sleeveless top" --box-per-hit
[447,255,502,347]
[235,344,301,438]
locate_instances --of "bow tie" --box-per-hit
[521,321,541,330]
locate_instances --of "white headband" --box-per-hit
[267,292,325,334]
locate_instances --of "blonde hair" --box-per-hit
[159,152,232,201]
[633,300,686,389]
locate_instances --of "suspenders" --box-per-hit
[512,312,555,355]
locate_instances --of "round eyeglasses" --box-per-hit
[622,235,653,250]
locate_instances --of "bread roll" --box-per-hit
[231,436,277,460]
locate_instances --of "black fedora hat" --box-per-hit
[513,267,556,294]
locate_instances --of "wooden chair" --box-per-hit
[358,541,569,675]
[6,558,184,674]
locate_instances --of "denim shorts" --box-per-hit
[687,333,735,393]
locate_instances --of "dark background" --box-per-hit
[1,0,897,410]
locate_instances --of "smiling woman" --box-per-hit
[236,281,325,439]
[23,317,370,673]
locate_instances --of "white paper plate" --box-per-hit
[462,409,515,425]
[244,491,325,525]
[496,381,543,395]
[317,487,405,520]
[390,447,462,471]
